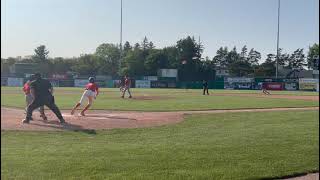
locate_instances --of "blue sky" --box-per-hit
[1,0,319,61]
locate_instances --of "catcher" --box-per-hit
[71,77,99,116]
[23,74,47,121]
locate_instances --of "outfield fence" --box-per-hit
[1,76,319,91]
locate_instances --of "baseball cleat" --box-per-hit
[22,119,30,124]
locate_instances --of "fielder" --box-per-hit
[261,82,271,95]
[22,74,47,121]
[121,75,132,98]
[71,77,99,116]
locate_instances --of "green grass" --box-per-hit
[1,87,318,111]
[1,110,319,180]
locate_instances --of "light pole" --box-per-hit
[276,0,280,79]
[119,0,123,75]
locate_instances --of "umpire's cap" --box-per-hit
[34,73,42,80]
[89,77,95,83]
[29,74,36,81]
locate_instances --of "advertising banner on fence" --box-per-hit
[151,81,168,88]
[143,76,158,81]
[74,79,88,87]
[1,78,8,86]
[135,80,151,88]
[226,77,253,83]
[7,78,24,87]
[49,80,59,87]
[225,77,253,89]
[299,78,318,91]
[284,82,298,90]
[50,74,68,80]
[265,82,284,90]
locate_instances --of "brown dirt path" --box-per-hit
[1,106,318,131]
[283,173,319,180]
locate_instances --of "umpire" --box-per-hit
[202,80,209,95]
[22,73,65,124]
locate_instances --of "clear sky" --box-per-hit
[1,0,319,61]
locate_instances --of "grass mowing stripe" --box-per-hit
[1,87,318,111]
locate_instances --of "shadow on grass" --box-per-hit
[31,120,97,135]
[258,170,318,180]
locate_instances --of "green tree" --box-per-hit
[123,41,132,57]
[122,48,145,76]
[256,54,276,77]
[176,36,203,81]
[247,48,261,66]
[71,54,100,75]
[212,47,228,67]
[240,45,248,61]
[142,36,149,51]
[149,42,155,49]
[33,45,49,62]
[163,46,179,68]
[95,43,120,76]
[288,48,306,69]
[307,43,319,69]
[144,50,168,75]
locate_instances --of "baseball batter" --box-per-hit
[71,77,99,116]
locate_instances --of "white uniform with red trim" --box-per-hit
[79,83,99,105]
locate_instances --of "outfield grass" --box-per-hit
[1,87,318,111]
[1,110,318,180]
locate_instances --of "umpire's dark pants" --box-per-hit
[203,87,209,95]
[26,95,63,121]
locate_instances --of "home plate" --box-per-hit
[61,113,74,117]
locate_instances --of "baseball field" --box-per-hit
[1,87,319,179]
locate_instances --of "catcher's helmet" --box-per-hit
[89,77,95,83]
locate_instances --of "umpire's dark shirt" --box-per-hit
[30,79,52,99]
[203,82,208,88]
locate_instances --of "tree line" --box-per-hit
[1,36,319,80]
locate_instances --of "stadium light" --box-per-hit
[119,0,123,74]
[276,0,280,79]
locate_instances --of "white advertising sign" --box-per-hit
[227,77,253,83]
[135,80,151,88]
[143,76,158,81]
[299,78,319,83]
[74,79,88,87]
[7,78,24,87]
[158,69,178,77]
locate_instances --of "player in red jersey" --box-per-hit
[121,75,132,98]
[261,82,271,95]
[71,77,99,116]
